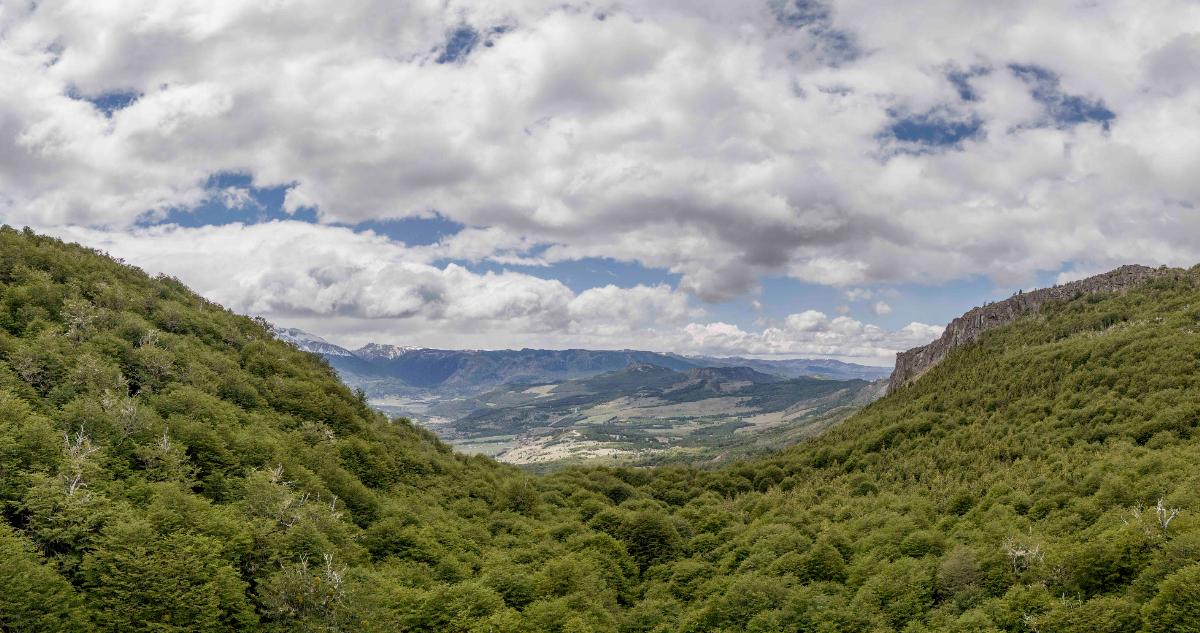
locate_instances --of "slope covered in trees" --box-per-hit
[3,227,1200,632]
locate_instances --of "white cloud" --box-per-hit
[57,221,694,334]
[418,227,548,266]
[788,258,870,287]
[673,315,943,364]
[0,0,1197,305]
[54,221,936,362]
[835,305,851,315]
[786,310,830,332]
[569,283,704,326]
[869,301,892,316]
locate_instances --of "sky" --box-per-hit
[2,0,1199,366]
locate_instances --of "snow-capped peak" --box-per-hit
[353,342,422,361]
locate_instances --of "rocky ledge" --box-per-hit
[887,264,1175,394]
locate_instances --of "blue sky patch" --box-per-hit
[492,257,682,295]
[141,174,470,248]
[69,88,140,117]
[138,173,316,227]
[437,25,480,64]
[886,109,983,147]
[1009,63,1115,129]
[946,66,989,101]
[947,72,976,101]
[483,25,510,47]
[352,215,465,246]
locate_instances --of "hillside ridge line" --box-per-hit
[886,264,1177,394]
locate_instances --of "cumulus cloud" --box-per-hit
[54,221,935,361]
[58,221,697,334]
[419,227,548,267]
[869,301,892,316]
[672,314,943,363]
[1,0,1198,304]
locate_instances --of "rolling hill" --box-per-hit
[272,328,891,409]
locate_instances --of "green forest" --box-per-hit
[4,226,1200,632]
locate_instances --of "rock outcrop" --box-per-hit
[887,265,1175,394]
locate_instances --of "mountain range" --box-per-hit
[273,329,891,466]
[271,327,891,398]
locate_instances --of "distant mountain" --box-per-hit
[274,330,706,394]
[353,342,425,361]
[269,326,891,465]
[272,328,891,400]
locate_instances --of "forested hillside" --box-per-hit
[4,227,1200,632]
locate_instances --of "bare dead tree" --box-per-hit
[1003,530,1045,573]
[63,426,100,497]
[259,464,311,528]
[268,463,293,486]
[1123,498,1181,540]
[1154,497,1180,538]
[323,553,345,593]
[138,347,174,384]
[136,430,186,474]
[139,328,161,348]
[62,298,97,339]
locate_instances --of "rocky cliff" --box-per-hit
[887,264,1176,394]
